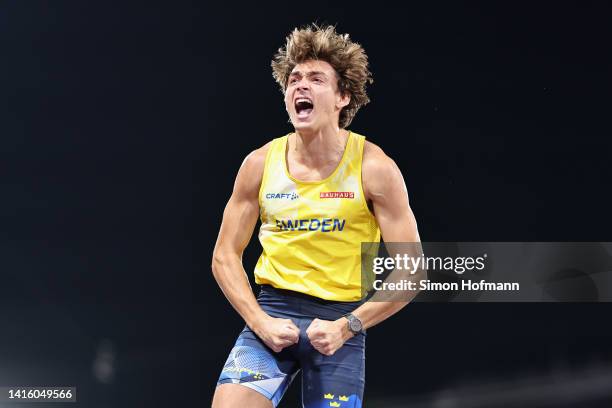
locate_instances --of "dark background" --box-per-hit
[2,2,611,407]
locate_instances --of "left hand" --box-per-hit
[306,318,353,356]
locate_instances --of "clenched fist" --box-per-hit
[306,318,353,356]
[252,315,300,353]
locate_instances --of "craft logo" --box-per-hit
[320,191,354,199]
[265,192,299,200]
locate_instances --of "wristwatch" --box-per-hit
[343,313,363,335]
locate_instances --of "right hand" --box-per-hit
[251,315,300,353]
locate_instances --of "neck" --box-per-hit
[291,126,348,165]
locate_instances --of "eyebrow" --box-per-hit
[289,70,328,78]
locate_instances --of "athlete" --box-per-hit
[211,24,421,408]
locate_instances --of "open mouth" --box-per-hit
[295,98,314,119]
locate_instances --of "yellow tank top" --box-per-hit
[254,131,381,301]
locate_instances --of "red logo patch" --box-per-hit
[320,191,355,199]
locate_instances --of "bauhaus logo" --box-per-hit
[320,191,354,199]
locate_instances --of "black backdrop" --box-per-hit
[2,2,611,407]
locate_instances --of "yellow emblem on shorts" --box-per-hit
[339,395,349,401]
[330,402,341,407]
[324,393,334,399]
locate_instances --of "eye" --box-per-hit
[289,77,298,84]
[313,77,323,83]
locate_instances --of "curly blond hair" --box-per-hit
[271,24,373,129]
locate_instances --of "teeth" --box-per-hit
[296,98,312,104]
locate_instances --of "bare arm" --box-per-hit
[350,142,423,330]
[212,144,299,352]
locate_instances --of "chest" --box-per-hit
[286,151,343,182]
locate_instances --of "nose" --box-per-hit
[296,78,310,91]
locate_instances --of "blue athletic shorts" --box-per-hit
[216,285,366,407]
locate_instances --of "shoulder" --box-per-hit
[361,140,406,199]
[362,140,400,181]
[233,140,275,196]
[242,140,273,172]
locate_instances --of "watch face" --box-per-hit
[349,318,362,333]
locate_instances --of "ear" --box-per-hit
[336,91,351,110]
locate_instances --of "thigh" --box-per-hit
[212,383,273,408]
[216,326,300,407]
[300,330,366,408]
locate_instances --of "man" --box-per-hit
[212,24,421,408]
